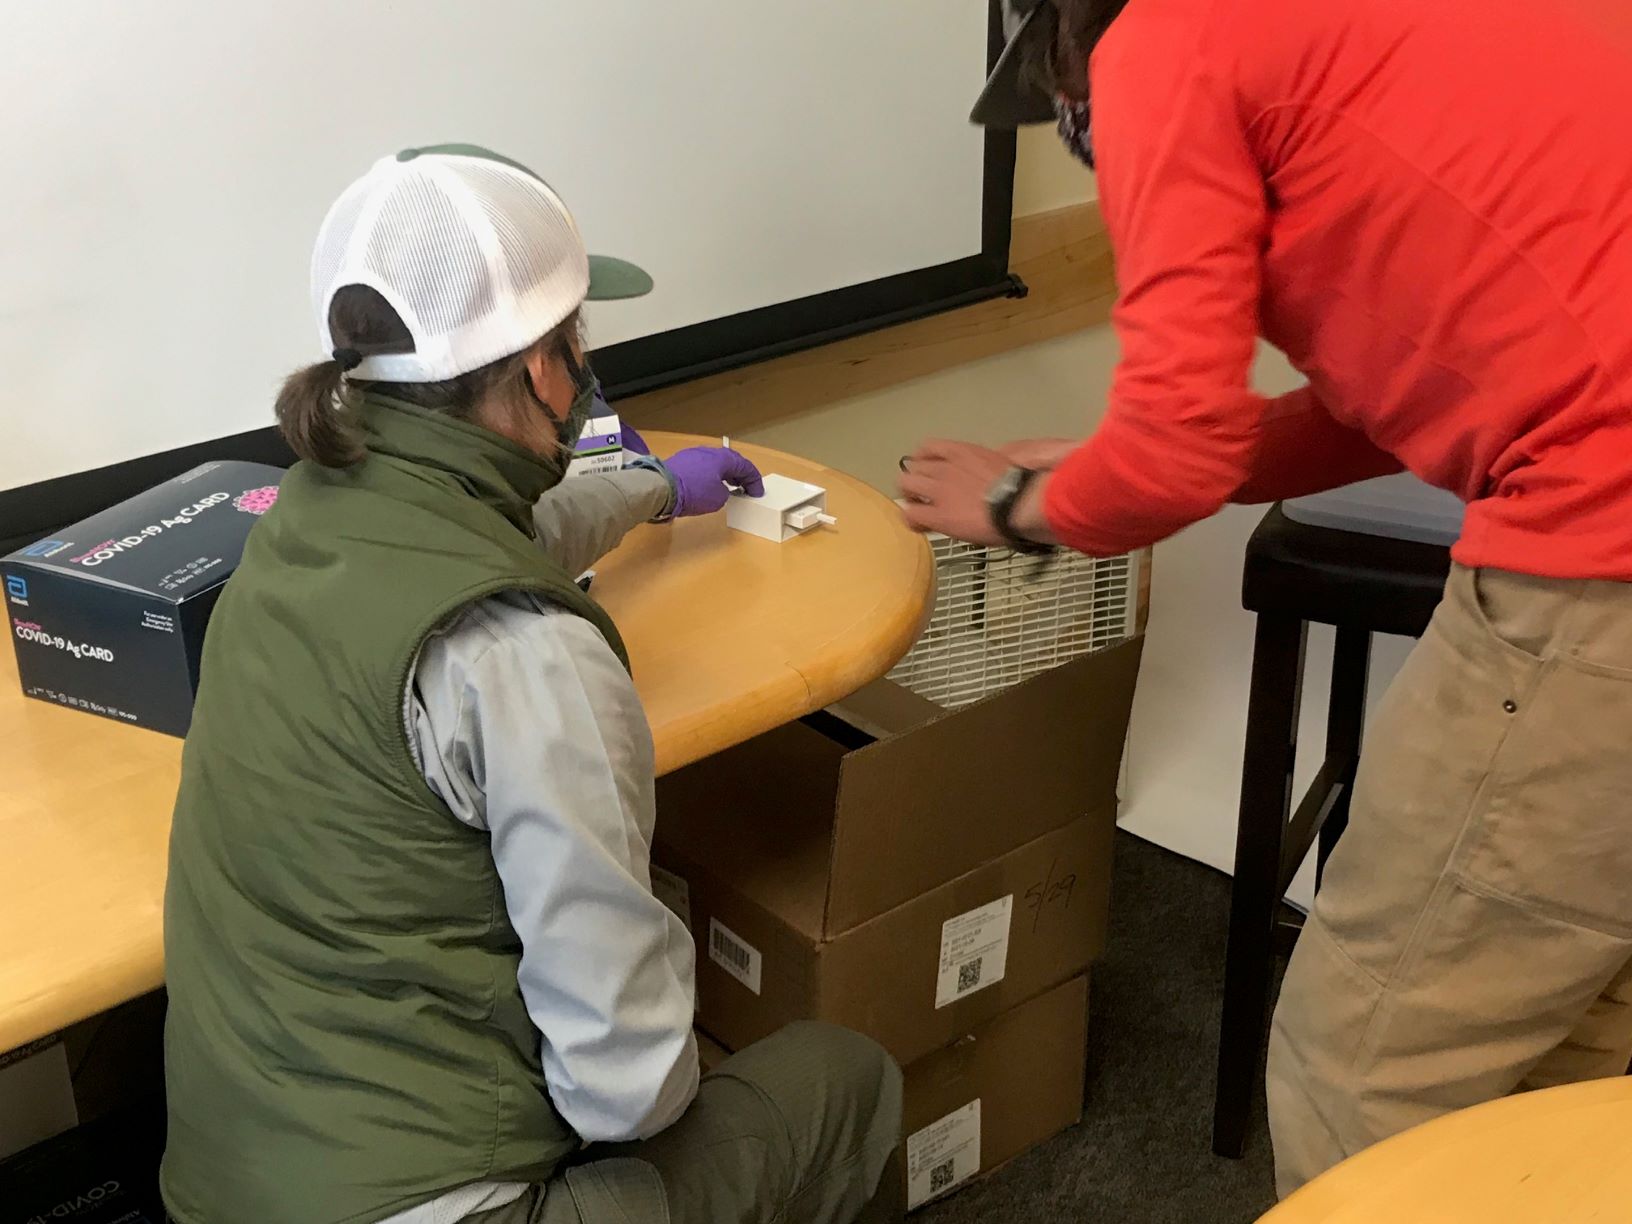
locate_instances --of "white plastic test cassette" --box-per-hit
[726,473,837,543]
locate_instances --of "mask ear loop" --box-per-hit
[560,341,595,397]
[526,331,594,424]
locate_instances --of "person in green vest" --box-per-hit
[160,145,903,1224]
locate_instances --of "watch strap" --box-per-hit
[988,466,1055,556]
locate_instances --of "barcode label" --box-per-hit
[649,865,692,931]
[935,896,1012,1008]
[906,1100,981,1208]
[957,957,983,993]
[708,918,762,995]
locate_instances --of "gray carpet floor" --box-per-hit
[921,831,1281,1224]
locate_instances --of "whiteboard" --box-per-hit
[1,2,990,491]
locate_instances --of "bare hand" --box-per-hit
[999,438,1079,470]
[897,439,1013,545]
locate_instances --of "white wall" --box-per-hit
[1013,125,1097,215]
[3,0,989,491]
[747,121,1108,477]
[744,326,1122,487]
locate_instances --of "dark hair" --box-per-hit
[274,286,583,468]
[1024,0,1132,100]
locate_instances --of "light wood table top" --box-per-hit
[1260,1077,1632,1223]
[0,434,933,1055]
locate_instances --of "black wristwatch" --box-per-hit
[984,466,1056,556]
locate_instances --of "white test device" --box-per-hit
[726,472,837,542]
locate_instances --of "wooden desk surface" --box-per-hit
[1260,1077,1632,1223]
[0,434,932,1054]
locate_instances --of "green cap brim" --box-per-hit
[587,255,654,301]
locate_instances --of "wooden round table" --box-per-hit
[596,432,933,774]
[1260,1078,1632,1223]
[0,434,933,1053]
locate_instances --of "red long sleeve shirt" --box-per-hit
[1044,0,1632,580]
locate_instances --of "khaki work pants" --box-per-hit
[1268,565,1632,1197]
[470,1022,903,1224]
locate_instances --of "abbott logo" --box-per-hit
[5,576,26,604]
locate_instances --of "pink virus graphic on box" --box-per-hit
[233,485,280,516]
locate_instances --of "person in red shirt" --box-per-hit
[902,0,1632,1197]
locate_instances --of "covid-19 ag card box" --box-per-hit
[3,461,285,737]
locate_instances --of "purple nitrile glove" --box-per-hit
[619,422,651,457]
[664,447,765,517]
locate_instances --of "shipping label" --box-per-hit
[906,1099,982,1208]
[708,917,762,995]
[935,895,1012,1008]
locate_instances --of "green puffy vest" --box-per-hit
[161,396,627,1224]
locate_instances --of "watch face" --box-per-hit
[985,466,1023,509]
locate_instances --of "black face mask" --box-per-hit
[1054,94,1096,170]
[556,345,598,452]
[528,342,598,451]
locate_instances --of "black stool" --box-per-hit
[1211,504,1451,1159]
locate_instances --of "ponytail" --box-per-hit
[274,360,366,468]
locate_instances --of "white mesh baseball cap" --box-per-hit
[311,143,652,383]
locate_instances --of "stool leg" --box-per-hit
[1316,627,1372,887]
[1214,614,1307,1159]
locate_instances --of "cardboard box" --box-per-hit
[901,976,1087,1209]
[653,639,1141,1065]
[696,1029,731,1074]
[696,977,1089,1213]
[3,461,284,736]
